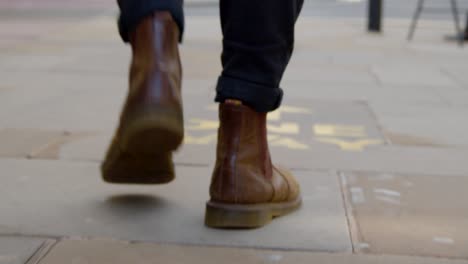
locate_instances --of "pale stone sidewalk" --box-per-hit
[1,2,468,263]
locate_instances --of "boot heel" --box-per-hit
[204,201,273,229]
[120,112,184,155]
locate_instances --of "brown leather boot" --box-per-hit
[101,11,183,184]
[205,102,302,228]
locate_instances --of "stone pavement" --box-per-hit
[1,1,468,264]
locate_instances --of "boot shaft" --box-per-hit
[130,12,181,74]
[210,103,274,204]
[128,12,182,105]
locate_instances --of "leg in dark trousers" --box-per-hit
[206,0,304,229]
[215,0,304,112]
[117,0,185,42]
[102,1,184,184]
[108,0,304,229]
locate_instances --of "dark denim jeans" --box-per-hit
[118,0,303,112]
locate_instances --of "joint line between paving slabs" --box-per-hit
[360,101,391,145]
[368,66,383,87]
[440,68,467,91]
[0,233,60,240]
[25,239,59,264]
[337,171,357,253]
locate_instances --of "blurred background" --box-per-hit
[1,1,468,264]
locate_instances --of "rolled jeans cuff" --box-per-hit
[215,76,284,113]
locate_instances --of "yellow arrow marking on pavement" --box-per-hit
[267,122,300,135]
[269,135,309,150]
[184,134,217,145]
[314,124,367,138]
[183,132,309,149]
[187,119,219,131]
[315,137,382,151]
[187,119,300,135]
[268,106,312,121]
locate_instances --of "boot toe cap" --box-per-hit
[273,165,301,202]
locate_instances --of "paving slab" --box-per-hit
[39,239,468,264]
[0,72,215,131]
[282,63,377,85]
[371,65,459,88]
[50,45,129,76]
[441,66,468,87]
[0,54,75,72]
[0,72,125,131]
[431,85,468,107]
[377,115,468,147]
[0,129,65,158]
[283,81,447,105]
[39,129,468,176]
[0,158,350,252]
[0,236,48,264]
[341,172,468,259]
[179,96,386,154]
[0,71,125,130]
[174,143,468,175]
[369,103,468,147]
[51,95,386,164]
[14,88,464,174]
[180,46,222,80]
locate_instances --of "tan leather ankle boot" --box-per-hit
[205,103,302,228]
[101,11,183,184]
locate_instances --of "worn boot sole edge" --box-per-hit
[204,197,302,229]
[101,167,175,184]
[101,159,175,184]
[101,142,175,185]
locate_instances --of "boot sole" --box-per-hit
[204,197,302,229]
[120,112,183,156]
[101,152,175,184]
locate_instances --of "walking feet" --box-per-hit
[102,12,301,228]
